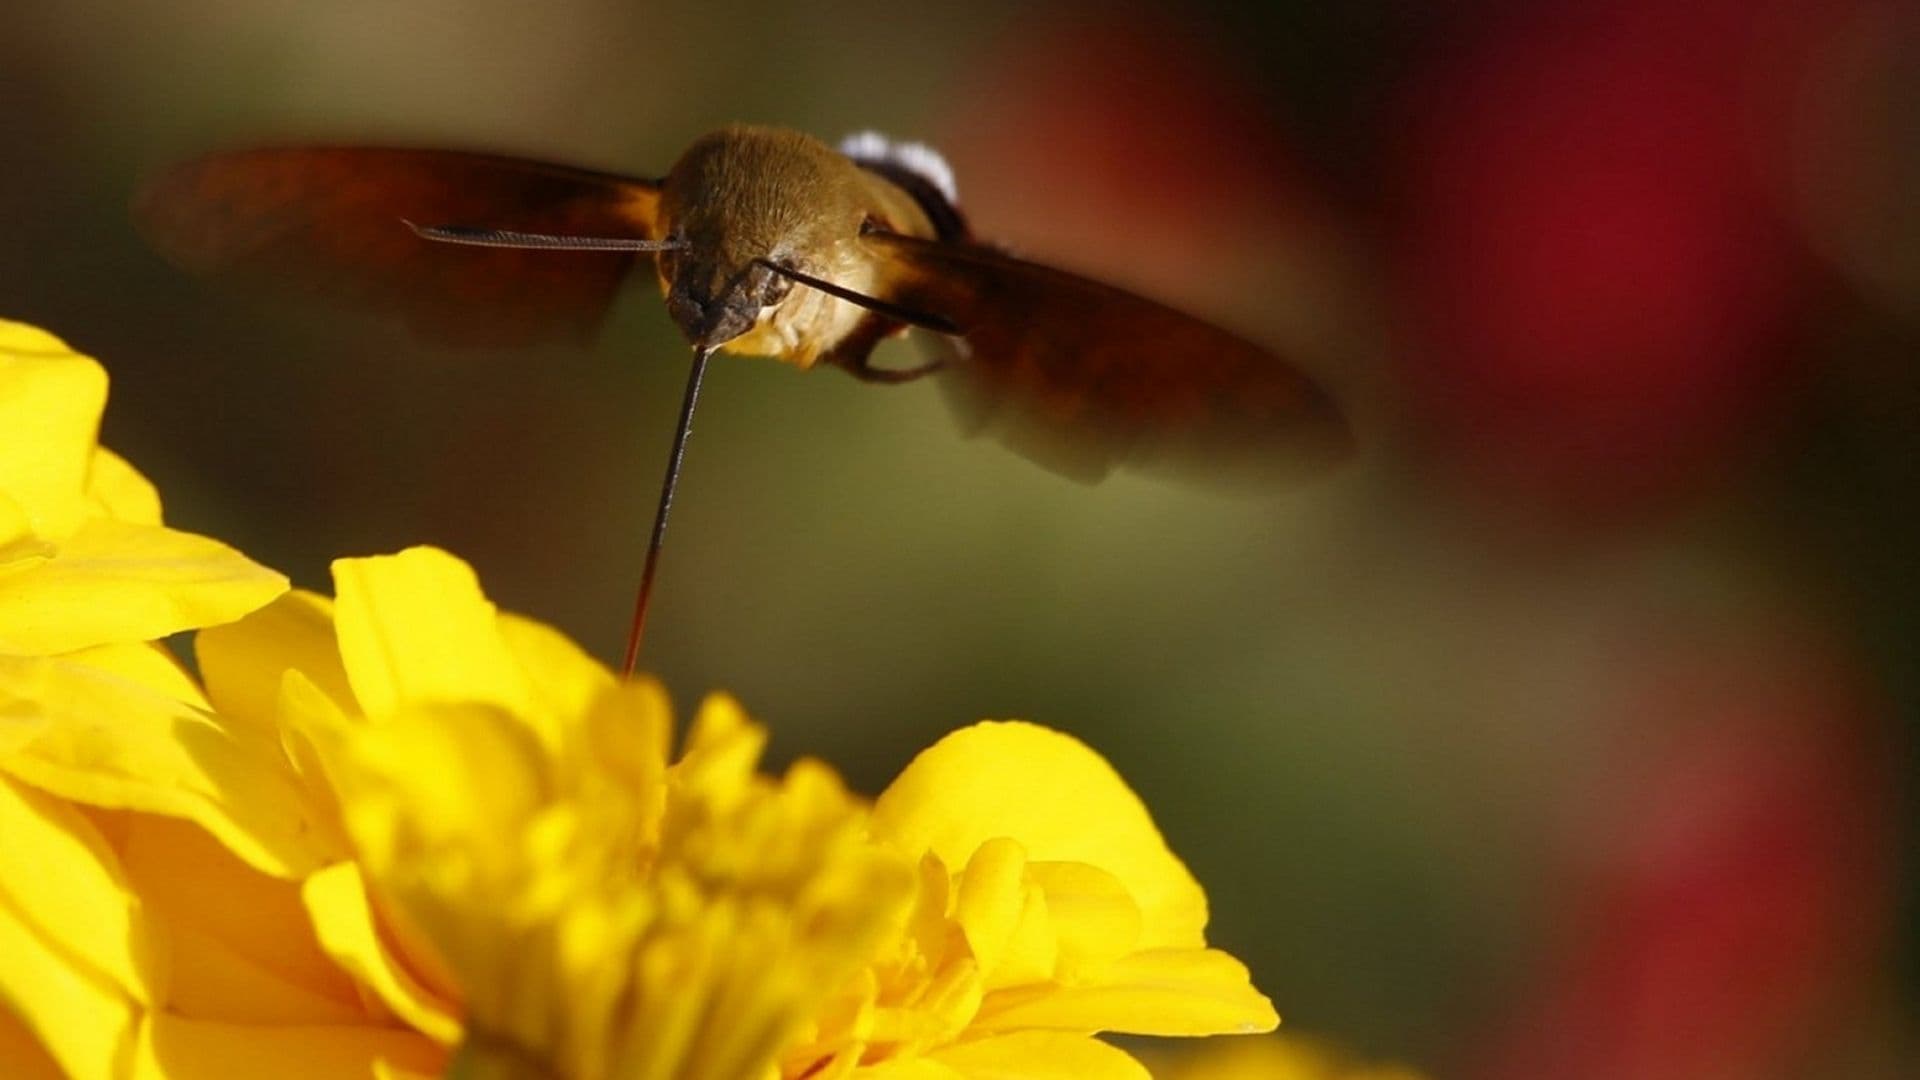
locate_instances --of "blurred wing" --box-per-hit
[861,232,1352,484]
[136,147,662,346]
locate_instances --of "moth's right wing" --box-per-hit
[137,147,663,346]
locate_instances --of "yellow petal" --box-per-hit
[85,448,163,526]
[497,612,614,727]
[139,1013,446,1080]
[270,671,358,858]
[164,919,372,1027]
[60,640,208,709]
[0,779,160,1003]
[925,1032,1151,1080]
[332,548,535,724]
[0,327,104,541]
[989,878,1059,993]
[0,491,54,564]
[302,862,463,1045]
[0,320,78,355]
[0,775,153,1080]
[116,813,363,1024]
[571,680,671,840]
[953,838,1031,979]
[676,693,766,807]
[197,590,354,728]
[1025,862,1141,977]
[0,518,286,655]
[872,722,1207,949]
[0,896,139,1080]
[334,703,551,862]
[851,1059,963,1080]
[0,1004,65,1080]
[0,653,329,877]
[974,949,1278,1037]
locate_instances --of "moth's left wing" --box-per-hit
[859,231,1352,484]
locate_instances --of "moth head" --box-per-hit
[656,126,865,349]
[659,251,792,350]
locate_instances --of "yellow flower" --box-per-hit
[192,546,920,1080]
[0,320,430,1080]
[0,320,285,655]
[201,547,1278,1078]
[1149,1033,1428,1080]
[779,722,1279,1079]
[7,509,1279,1079]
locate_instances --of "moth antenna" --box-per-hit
[621,344,715,676]
[405,220,683,252]
[754,258,960,335]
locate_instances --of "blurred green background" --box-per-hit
[5,2,1918,1076]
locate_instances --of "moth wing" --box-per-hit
[136,147,663,346]
[860,232,1351,484]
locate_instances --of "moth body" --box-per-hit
[135,123,1350,484]
[653,125,950,365]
